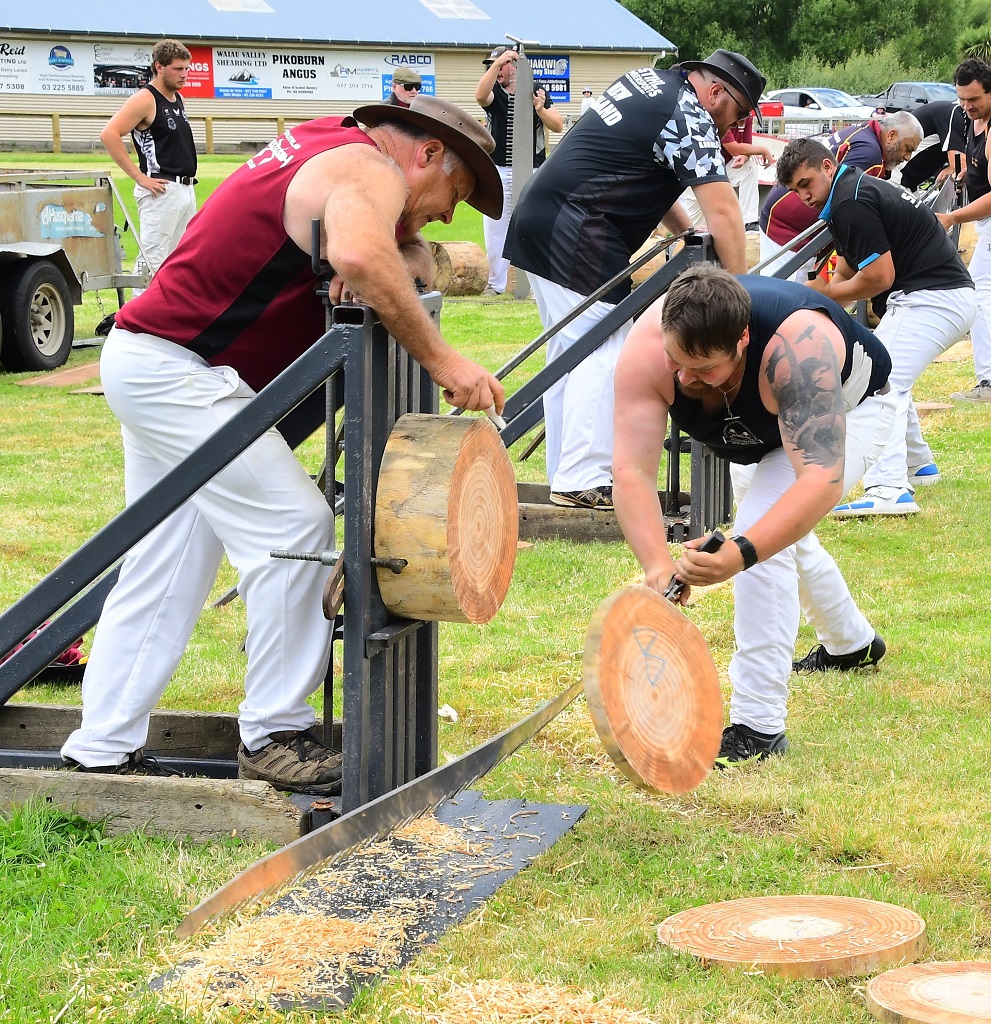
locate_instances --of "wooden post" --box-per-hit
[205,116,214,155]
[52,113,61,154]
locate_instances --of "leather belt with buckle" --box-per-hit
[153,173,198,185]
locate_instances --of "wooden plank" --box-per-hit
[518,501,627,543]
[0,704,341,757]
[68,386,105,395]
[15,361,101,387]
[0,768,303,844]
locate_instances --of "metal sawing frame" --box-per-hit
[0,302,443,814]
[0,229,800,811]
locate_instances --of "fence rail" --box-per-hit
[0,109,315,155]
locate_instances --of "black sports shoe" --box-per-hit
[715,723,788,767]
[792,633,886,673]
[548,486,613,511]
[64,749,183,777]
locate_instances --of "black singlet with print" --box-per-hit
[503,67,727,303]
[668,276,891,465]
[131,84,196,179]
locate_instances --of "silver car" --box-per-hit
[764,87,875,135]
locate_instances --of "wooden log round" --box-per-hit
[582,584,722,794]
[867,962,991,1024]
[429,241,453,295]
[429,241,489,296]
[374,413,518,623]
[658,895,926,979]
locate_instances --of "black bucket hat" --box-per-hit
[678,49,767,128]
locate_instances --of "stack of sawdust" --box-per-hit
[402,978,661,1024]
[159,815,494,1010]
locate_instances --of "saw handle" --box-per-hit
[663,530,726,602]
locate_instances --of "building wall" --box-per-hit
[0,43,654,153]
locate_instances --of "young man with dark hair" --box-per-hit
[937,58,991,402]
[613,265,894,764]
[759,111,923,281]
[100,39,197,292]
[778,137,976,515]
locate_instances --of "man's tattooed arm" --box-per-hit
[764,319,845,482]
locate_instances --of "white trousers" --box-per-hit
[727,390,896,734]
[966,216,991,382]
[864,286,977,490]
[482,165,513,292]
[529,273,630,491]
[61,329,333,766]
[680,158,760,226]
[133,180,197,296]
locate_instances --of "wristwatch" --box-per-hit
[731,534,758,570]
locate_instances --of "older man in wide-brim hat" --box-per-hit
[503,48,766,513]
[60,96,505,796]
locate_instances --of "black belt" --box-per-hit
[153,173,197,185]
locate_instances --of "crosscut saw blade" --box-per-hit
[176,679,584,938]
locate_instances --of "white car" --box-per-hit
[764,87,874,133]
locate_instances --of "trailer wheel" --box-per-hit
[0,259,74,372]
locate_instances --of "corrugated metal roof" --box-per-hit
[0,0,675,50]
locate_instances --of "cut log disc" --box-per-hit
[582,584,722,794]
[658,895,926,979]
[867,962,991,1024]
[375,413,518,623]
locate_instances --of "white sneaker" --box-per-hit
[950,380,991,402]
[832,485,919,517]
[908,462,941,486]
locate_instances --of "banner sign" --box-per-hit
[529,53,570,103]
[0,36,437,102]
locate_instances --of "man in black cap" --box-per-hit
[475,45,564,295]
[386,66,423,108]
[503,49,765,510]
[60,96,505,794]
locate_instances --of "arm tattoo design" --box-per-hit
[765,324,845,478]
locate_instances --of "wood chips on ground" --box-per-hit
[400,977,661,1024]
[159,814,500,1011]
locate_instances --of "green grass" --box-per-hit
[3,161,991,1022]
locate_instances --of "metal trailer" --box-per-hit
[0,169,145,372]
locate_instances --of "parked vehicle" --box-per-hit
[764,88,875,125]
[0,169,144,373]
[858,81,957,113]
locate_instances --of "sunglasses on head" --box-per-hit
[400,82,421,92]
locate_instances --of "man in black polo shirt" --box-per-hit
[778,137,976,516]
[897,100,966,191]
[504,50,764,510]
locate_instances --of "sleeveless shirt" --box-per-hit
[668,276,891,465]
[131,84,197,179]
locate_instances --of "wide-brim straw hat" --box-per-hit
[354,95,503,218]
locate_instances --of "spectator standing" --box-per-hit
[580,85,595,114]
[475,46,564,296]
[386,67,422,107]
[937,58,991,403]
[100,39,197,294]
[504,50,763,509]
[778,137,976,515]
